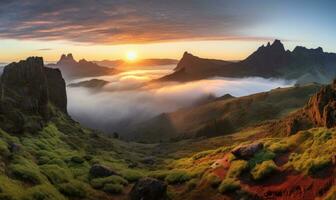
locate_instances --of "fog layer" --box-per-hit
[67,67,294,134]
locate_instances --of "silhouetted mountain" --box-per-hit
[0,57,67,133]
[158,40,336,84]
[68,78,109,88]
[49,53,116,80]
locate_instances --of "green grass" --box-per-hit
[251,160,278,180]
[58,180,87,198]
[40,164,72,184]
[102,183,123,194]
[226,160,248,178]
[165,170,192,184]
[90,175,128,189]
[218,178,240,193]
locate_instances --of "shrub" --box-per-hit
[102,183,123,194]
[227,160,248,178]
[165,170,192,184]
[10,164,42,184]
[205,174,221,188]
[120,169,144,182]
[251,160,278,180]
[218,178,240,193]
[148,170,169,180]
[192,150,214,160]
[186,179,198,191]
[23,185,65,200]
[58,180,87,198]
[40,164,72,184]
[248,150,276,168]
[268,141,289,153]
[90,175,128,189]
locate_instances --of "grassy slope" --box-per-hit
[131,83,321,142]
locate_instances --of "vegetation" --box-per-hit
[251,160,278,180]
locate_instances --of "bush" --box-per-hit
[102,183,123,194]
[58,180,87,198]
[120,169,144,182]
[227,160,248,178]
[165,170,192,184]
[251,160,278,180]
[90,175,128,189]
[248,150,276,168]
[218,178,240,193]
[40,164,72,184]
[205,174,221,188]
[23,185,65,200]
[10,164,42,184]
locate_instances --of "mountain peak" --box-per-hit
[270,39,285,51]
[57,53,76,65]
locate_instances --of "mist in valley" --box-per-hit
[66,67,294,135]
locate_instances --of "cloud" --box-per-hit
[66,69,294,134]
[0,0,273,44]
[36,48,52,51]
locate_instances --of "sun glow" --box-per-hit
[126,51,138,62]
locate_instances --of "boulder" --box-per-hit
[129,178,168,200]
[89,164,117,178]
[231,142,263,159]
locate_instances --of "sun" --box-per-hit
[126,51,138,62]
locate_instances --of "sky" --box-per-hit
[0,0,335,62]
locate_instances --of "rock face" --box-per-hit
[129,178,168,200]
[0,57,67,133]
[231,142,263,159]
[89,164,117,178]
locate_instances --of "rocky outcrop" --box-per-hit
[231,142,263,159]
[89,164,117,178]
[0,57,67,133]
[129,178,168,200]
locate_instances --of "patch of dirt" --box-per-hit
[240,166,336,200]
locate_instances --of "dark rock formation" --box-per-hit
[50,53,115,80]
[231,142,263,159]
[0,57,67,133]
[158,40,336,84]
[89,164,117,178]
[129,177,168,200]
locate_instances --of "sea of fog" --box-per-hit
[67,65,295,134]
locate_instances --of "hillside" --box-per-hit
[127,83,321,142]
[158,40,336,84]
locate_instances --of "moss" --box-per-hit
[39,164,72,184]
[186,179,198,191]
[268,141,289,153]
[218,178,240,193]
[58,180,87,198]
[102,183,123,194]
[23,185,65,200]
[148,170,169,180]
[227,160,248,178]
[0,175,24,199]
[251,160,278,180]
[205,174,221,188]
[9,164,43,184]
[192,150,215,160]
[90,175,128,189]
[120,169,144,182]
[248,150,276,168]
[165,170,192,184]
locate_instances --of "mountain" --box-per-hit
[68,79,109,88]
[126,83,321,142]
[158,40,336,84]
[48,54,117,80]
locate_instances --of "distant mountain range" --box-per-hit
[48,54,117,80]
[159,40,336,84]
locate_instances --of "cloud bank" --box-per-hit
[66,69,294,134]
[0,0,273,44]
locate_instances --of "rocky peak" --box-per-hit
[57,53,76,65]
[293,46,324,55]
[174,52,198,71]
[0,57,67,133]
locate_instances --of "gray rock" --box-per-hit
[129,178,168,200]
[89,164,117,178]
[231,142,263,159]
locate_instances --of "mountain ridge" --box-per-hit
[158,40,336,84]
